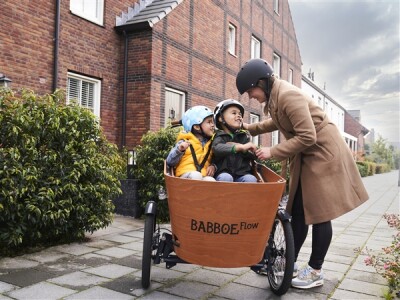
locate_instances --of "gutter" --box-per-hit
[122,30,128,148]
[53,0,60,92]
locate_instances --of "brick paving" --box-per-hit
[0,171,398,299]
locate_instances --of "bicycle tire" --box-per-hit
[141,214,155,289]
[267,212,295,295]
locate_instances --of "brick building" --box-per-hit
[0,0,301,149]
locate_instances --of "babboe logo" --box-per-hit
[190,219,259,235]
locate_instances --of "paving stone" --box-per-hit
[149,266,186,284]
[6,281,76,300]
[83,239,118,249]
[112,255,143,269]
[100,273,142,296]
[83,263,136,279]
[101,235,140,244]
[53,243,99,256]
[345,269,386,285]
[184,268,236,286]
[0,268,55,287]
[338,278,389,298]
[34,260,87,275]
[22,250,70,263]
[48,271,110,289]
[214,282,273,300]
[140,290,186,299]
[203,267,248,276]
[331,288,384,300]
[0,258,39,271]
[233,271,270,289]
[0,281,17,293]
[94,246,136,258]
[162,281,218,299]
[123,230,146,238]
[118,241,145,252]
[64,286,135,299]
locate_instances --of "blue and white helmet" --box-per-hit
[182,106,213,132]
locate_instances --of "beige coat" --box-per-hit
[247,78,369,224]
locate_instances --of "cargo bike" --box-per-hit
[141,161,295,295]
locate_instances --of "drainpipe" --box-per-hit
[122,30,128,148]
[53,0,60,92]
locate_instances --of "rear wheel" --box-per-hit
[141,214,155,289]
[267,211,295,295]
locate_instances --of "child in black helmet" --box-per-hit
[212,99,258,182]
[166,105,216,181]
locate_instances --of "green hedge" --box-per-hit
[0,89,124,252]
[134,126,180,223]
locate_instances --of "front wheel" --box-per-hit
[141,213,155,289]
[267,211,295,296]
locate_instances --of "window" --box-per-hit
[70,0,104,25]
[228,23,236,55]
[249,113,260,146]
[67,73,101,117]
[274,0,279,14]
[251,36,261,59]
[271,131,279,146]
[273,53,281,78]
[165,87,185,127]
[288,68,293,84]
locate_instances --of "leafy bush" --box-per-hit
[0,89,124,252]
[364,214,400,299]
[134,126,180,222]
[356,162,369,177]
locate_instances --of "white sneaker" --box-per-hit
[291,265,324,289]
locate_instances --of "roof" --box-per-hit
[116,0,183,31]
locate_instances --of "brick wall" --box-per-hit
[1,0,301,149]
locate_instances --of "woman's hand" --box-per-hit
[255,147,272,160]
[242,122,249,130]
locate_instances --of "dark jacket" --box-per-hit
[212,129,255,177]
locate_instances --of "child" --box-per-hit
[212,99,258,182]
[166,106,216,181]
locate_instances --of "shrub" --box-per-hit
[0,89,124,252]
[134,126,180,223]
[364,214,400,299]
[356,162,369,177]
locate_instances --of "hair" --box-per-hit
[256,76,275,100]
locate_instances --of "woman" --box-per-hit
[236,58,368,289]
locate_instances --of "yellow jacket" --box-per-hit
[175,132,213,177]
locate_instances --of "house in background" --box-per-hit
[301,74,369,158]
[1,0,301,150]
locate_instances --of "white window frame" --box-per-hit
[249,113,260,146]
[271,131,279,146]
[228,23,237,56]
[251,36,261,59]
[67,72,101,117]
[70,0,104,26]
[274,0,279,14]
[288,68,293,84]
[165,87,185,127]
[273,53,281,78]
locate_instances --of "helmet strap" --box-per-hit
[192,124,210,140]
[221,116,240,134]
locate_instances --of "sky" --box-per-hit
[288,0,400,145]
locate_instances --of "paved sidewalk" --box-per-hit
[0,171,398,299]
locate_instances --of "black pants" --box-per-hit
[291,181,332,270]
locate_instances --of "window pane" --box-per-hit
[68,78,80,103]
[165,88,185,127]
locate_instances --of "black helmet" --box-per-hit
[236,58,274,94]
[214,99,244,130]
